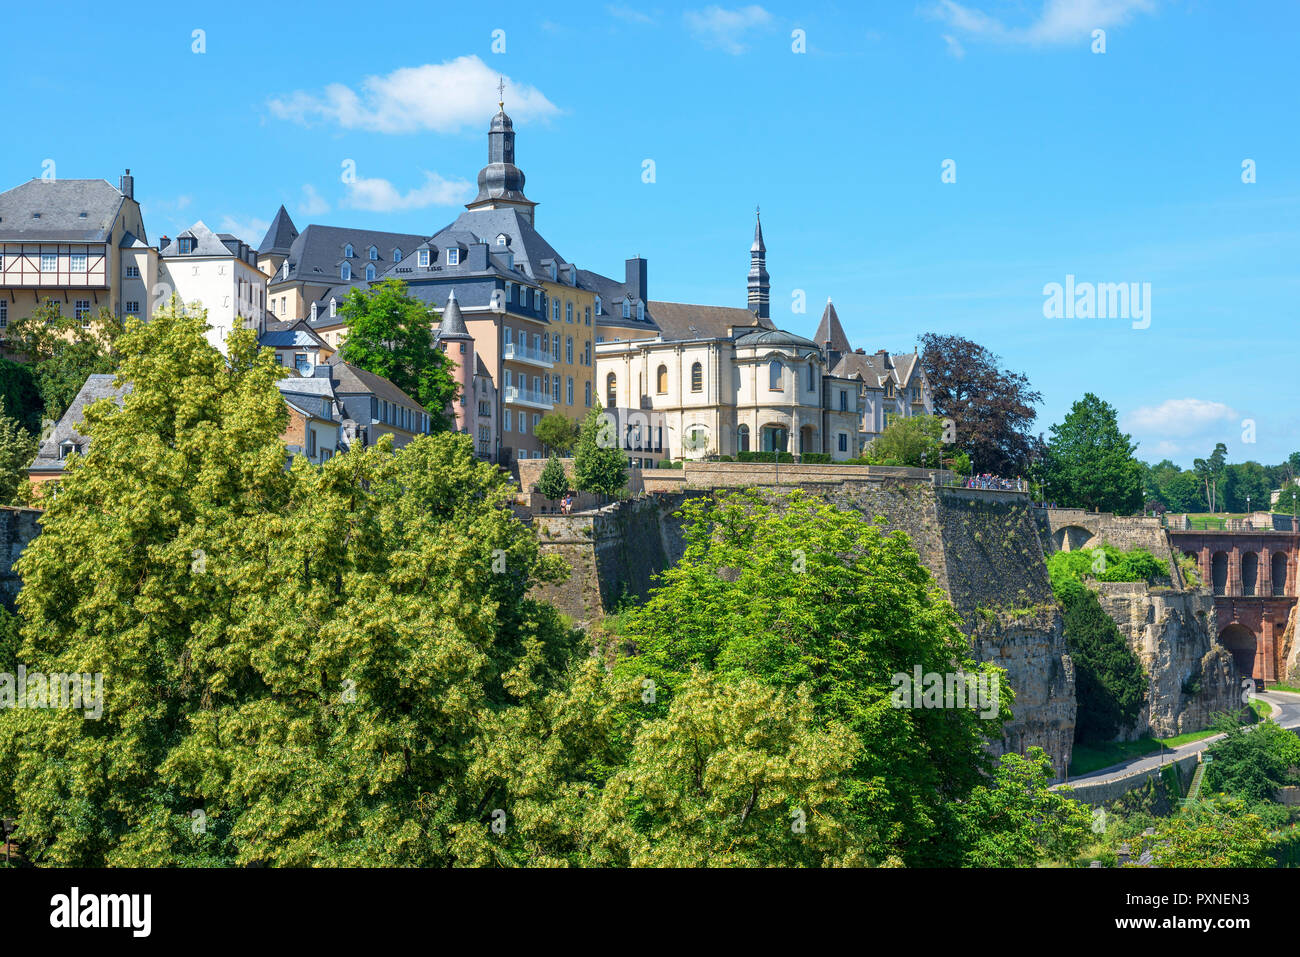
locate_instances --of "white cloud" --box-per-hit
[608,4,655,24]
[1124,398,1239,438]
[942,34,965,58]
[268,55,559,134]
[342,172,472,213]
[684,5,772,54]
[929,0,1156,47]
[298,184,330,216]
[218,215,271,247]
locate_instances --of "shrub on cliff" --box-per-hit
[1202,714,1300,803]
[611,487,1012,866]
[1047,544,1168,587]
[572,406,626,497]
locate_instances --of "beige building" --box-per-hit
[0,170,146,336]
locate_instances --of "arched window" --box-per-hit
[1273,552,1288,596]
[344,243,354,258]
[768,359,783,391]
[393,248,402,262]
[656,365,668,394]
[690,361,703,392]
[365,263,376,281]
[737,424,750,452]
[606,372,617,408]
[341,262,351,280]
[368,246,378,261]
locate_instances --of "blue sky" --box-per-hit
[5,0,1297,469]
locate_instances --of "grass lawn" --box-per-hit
[1067,707,1266,777]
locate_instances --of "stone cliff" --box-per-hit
[532,479,1078,776]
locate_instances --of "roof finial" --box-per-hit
[497,75,506,111]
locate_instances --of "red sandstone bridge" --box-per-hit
[1167,527,1299,682]
[1045,509,1299,683]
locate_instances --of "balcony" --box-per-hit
[503,341,554,368]
[505,385,554,410]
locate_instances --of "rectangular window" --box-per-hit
[583,341,591,366]
[505,370,513,388]
[519,411,526,434]
[553,378,561,402]
[552,337,561,361]
[553,299,560,321]
[504,411,511,432]
[840,390,847,411]
[75,300,91,324]
[125,301,140,315]
[584,307,591,326]
[418,249,430,267]
[838,433,848,452]
[0,299,6,329]
[504,327,512,345]
[308,428,317,457]
[71,252,87,272]
[41,253,57,272]
[566,302,573,323]
[533,414,540,432]
[565,337,573,364]
[584,381,591,407]
[125,265,140,278]
[566,377,574,406]
[446,247,460,265]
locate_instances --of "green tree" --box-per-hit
[534,412,579,454]
[1222,461,1271,514]
[1131,796,1273,868]
[0,358,43,434]
[612,488,1011,866]
[1192,443,1229,513]
[1201,714,1300,803]
[959,748,1093,867]
[0,397,37,505]
[0,298,582,866]
[5,300,121,425]
[865,414,947,468]
[536,453,570,501]
[1043,393,1143,514]
[339,279,457,430]
[572,405,626,497]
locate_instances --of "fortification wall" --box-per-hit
[531,481,1077,776]
[0,506,41,610]
[1057,752,1200,806]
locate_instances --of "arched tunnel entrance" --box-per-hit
[1219,623,1258,679]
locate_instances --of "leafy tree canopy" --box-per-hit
[1043,393,1143,514]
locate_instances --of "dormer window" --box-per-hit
[365,263,376,281]
[58,440,76,460]
[329,297,337,318]
[281,261,289,279]
[310,302,318,321]
[636,301,644,322]
[393,248,402,262]
[341,262,351,280]
[496,234,508,246]
[344,243,354,258]
[549,263,558,281]
[368,246,378,261]
[418,249,430,267]
[178,237,194,254]
[622,299,631,319]
[594,296,602,315]
[446,247,460,266]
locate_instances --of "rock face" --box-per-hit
[532,480,1078,777]
[1279,604,1300,682]
[1093,582,1239,738]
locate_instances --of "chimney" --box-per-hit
[625,257,647,305]
[876,349,889,367]
[159,235,169,252]
[855,347,865,355]
[119,169,134,200]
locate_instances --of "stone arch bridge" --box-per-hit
[1044,508,1299,683]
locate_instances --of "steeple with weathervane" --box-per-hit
[465,76,538,225]
[747,205,770,320]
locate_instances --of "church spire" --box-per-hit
[747,205,769,320]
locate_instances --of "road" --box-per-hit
[1063,689,1300,786]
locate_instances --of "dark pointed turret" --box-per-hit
[465,83,537,225]
[747,207,770,320]
[815,297,851,366]
[258,205,298,256]
[437,288,470,338]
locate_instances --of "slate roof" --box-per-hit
[272,224,428,287]
[645,300,772,341]
[399,207,563,285]
[28,374,130,473]
[275,376,338,422]
[436,290,470,337]
[813,299,851,354]
[260,319,329,350]
[0,179,129,242]
[160,220,246,258]
[324,357,427,411]
[258,205,299,255]
[733,327,820,352]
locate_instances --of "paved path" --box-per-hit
[1062,689,1300,787]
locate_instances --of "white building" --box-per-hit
[596,304,861,461]
[153,220,269,353]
